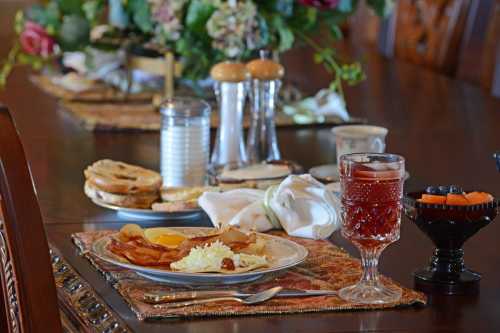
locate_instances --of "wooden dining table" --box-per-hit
[1,13,500,332]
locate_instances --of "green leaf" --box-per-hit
[313,52,323,64]
[274,0,294,17]
[83,0,104,25]
[128,0,153,32]
[45,2,61,32]
[270,15,294,52]
[287,6,317,31]
[58,14,90,50]
[255,15,270,48]
[185,0,216,33]
[330,25,343,40]
[255,0,294,16]
[25,5,48,25]
[366,0,395,17]
[14,11,24,35]
[57,0,83,16]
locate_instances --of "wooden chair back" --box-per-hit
[379,0,471,75]
[480,1,500,97]
[455,0,500,97]
[0,105,62,332]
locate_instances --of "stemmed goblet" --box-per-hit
[338,153,405,304]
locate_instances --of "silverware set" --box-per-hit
[143,287,338,308]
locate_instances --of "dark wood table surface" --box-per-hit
[1,2,500,331]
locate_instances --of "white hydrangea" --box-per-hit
[149,0,187,41]
[206,0,261,58]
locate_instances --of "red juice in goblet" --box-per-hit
[341,165,403,248]
[338,153,405,304]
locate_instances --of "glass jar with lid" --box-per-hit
[160,97,211,187]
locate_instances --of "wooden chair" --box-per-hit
[456,0,500,97]
[378,0,471,75]
[0,105,62,332]
[480,0,500,97]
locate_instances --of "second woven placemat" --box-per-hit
[72,230,426,320]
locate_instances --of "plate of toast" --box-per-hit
[84,159,218,220]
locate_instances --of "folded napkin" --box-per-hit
[199,174,341,239]
[282,89,350,124]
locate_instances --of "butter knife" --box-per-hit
[143,289,337,304]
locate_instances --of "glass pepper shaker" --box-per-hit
[246,52,285,164]
[210,61,250,169]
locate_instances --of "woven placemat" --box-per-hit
[31,75,155,103]
[72,230,426,320]
[60,101,360,131]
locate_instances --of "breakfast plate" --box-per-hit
[92,199,203,220]
[92,227,308,285]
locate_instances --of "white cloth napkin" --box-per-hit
[198,174,341,240]
[283,89,350,124]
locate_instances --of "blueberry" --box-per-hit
[449,185,463,194]
[425,186,440,194]
[438,185,450,195]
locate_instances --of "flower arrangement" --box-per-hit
[0,0,394,96]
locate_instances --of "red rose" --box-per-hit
[20,22,55,58]
[298,0,340,9]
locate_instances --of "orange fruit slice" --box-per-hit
[419,194,446,204]
[464,192,494,205]
[446,194,469,205]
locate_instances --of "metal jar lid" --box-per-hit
[159,97,211,118]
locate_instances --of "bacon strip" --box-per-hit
[106,226,259,270]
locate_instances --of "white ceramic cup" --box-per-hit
[331,125,388,164]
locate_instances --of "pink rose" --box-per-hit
[298,0,340,9]
[20,22,55,58]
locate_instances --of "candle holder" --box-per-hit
[404,189,498,295]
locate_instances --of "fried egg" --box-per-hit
[144,228,187,249]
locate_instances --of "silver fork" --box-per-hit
[153,286,283,309]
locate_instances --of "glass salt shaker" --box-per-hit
[160,97,211,187]
[246,52,285,164]
[210,61,249,170]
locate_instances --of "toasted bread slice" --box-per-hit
[151,200,199,212]
[84,181,158,209]
[160,186,219,202]
[84,159,162,194]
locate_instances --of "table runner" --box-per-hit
[72,230,426,320]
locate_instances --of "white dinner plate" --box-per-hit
[92,199,203,220]
[92,227,308,285]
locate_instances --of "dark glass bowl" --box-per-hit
[404,191,498,295]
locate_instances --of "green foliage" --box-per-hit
[83,0,104,26]
[269,15,294,52]
[14,11,25,35]
[176,31,222,81]
[1,0,395,92]
[57,0,83,16]
[185,0,216,34]
[128,0,153,33]
[59,14,90,50]
[287,6,317,31]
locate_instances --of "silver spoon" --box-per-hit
[153,286,283,309]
